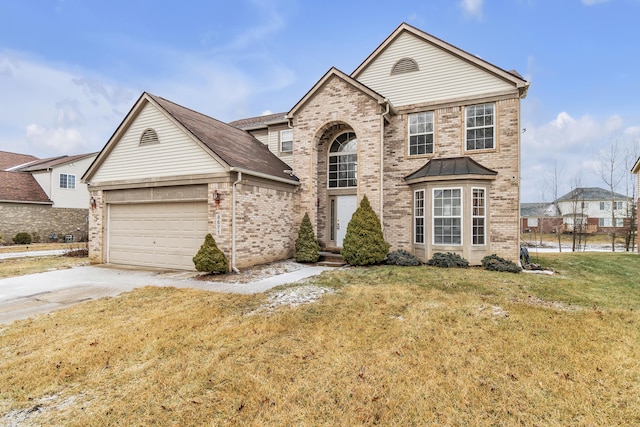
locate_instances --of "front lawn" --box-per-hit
[1,253,639,426]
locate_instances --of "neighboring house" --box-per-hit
[0,150,97,243]
[82,22,529,271]
[520,202,562,234]
[554,187,632,233]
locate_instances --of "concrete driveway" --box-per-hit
[0,264,332,325]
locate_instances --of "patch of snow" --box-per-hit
[249,285,336,315]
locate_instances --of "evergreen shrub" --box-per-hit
[13,232,32,245]
[481,254,521,273]
[385,249,422,266]
[426,252,469,268]
[341,195,389,266]
[193,233,228,274]
[295,212,320,263]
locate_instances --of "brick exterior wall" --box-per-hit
[87,190,103,264]
[0,203,89,244]
[290,78,522,264]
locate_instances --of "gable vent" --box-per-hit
[391,58,419,75]
[140,128,159,145]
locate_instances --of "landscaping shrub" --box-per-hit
[341,195,389,266]
[426,252,469,268]
[295,212,320,263]
[385,249,423,266]
[13,232,32,245]
[193,234,228,274]
[481,254,521,273]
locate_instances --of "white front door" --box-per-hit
[336,195,357,247]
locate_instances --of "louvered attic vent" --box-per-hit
[391,58,419,75]
[140,128,159,144]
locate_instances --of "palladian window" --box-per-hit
[328,132,357,188]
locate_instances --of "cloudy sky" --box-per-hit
[1,0,639,202]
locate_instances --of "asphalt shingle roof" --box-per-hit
[555,187,629,202]
[0,151,39,171]
[148,94,297,183]
[0,171,52,203]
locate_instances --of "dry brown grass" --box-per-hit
[0,256,88,279]
[1,253,639,426]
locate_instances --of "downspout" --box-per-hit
[379,99,391,230]
[231,171,242,273]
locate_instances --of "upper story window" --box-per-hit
[280,129,293,153]
[59,173,76,190]
[465,103,494,151]
[328,132,357,188]
[140,128,159,145]
[391,58,419,75]
[408,112,434,156]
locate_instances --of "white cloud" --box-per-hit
[459,0,484,20]
[0,50,137,157]
[520,111,636,201]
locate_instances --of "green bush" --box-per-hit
[385,249,423,266]
[341,195,390,266]
[295,212,320,263]
[481,254,521,273]
[426,252,469,268]
[13,232,32,245]
[193,233,228,274]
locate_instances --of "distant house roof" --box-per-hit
[145,94,298,183]
[520,202,559,217]
[0,150,39,171]
[0,171,52,204]
[405,157,497,182]
[15,153,98,172]
[228,112,288,130]
[555,187,630,202]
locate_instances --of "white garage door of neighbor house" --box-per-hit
[108,202,209,270]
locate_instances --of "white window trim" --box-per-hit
[280,129,293,153]
[465,103,495,151]
[328,132,358,189]
[408,111,434,156]
[59,173,76,190]
[414,189,425,244]
[472,187,486,246]
[432,187,463,246]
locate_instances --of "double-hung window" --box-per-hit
[59,173,76,190]
[408,112,434,155]
[280,129,293,153]
[414,190,425,244]
[466,103,494,150]
[433,188,462,245]
[328,132,357,188]
[472,188,486,245]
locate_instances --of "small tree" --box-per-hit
[193,233,228,274]
[341,195,389,266]
[295,212,320,263]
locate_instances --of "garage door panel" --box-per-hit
[108,202,208,270]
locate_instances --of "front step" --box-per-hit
[318,251,346,267]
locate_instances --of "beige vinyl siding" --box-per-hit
[92,102,225,183]
[269,124,293,167]
[249,128,268,145]
[356,32,515,107]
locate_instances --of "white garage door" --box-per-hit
[108,202,209,270]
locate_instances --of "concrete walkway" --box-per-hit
[0,264,333,325]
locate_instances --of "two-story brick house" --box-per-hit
[83,23,528,270]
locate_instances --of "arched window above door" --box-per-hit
[328,132,357,188]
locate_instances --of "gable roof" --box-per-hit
[555,187,630,202]
[229,112,288,131]
[287,67,395,119]
[520,202,559,217]
[15,153,97,172]
[0,171,52,204]
[405,156,497,183]
[84,92,298,184]
[632,157,640,174]
[0,150,39,171]
[351,22,529,98]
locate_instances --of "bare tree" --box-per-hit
[546,161,564,251]
[595,133,626,252]
[623,131,639,251]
